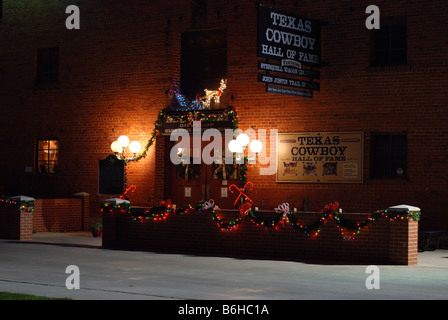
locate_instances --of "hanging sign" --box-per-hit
[257,5,322,98]
[258,74,320,91]
[257,5,321,68]
[277,132,364,183]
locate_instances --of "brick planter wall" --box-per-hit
[102,211,418,265]
[0,195,90,241]
[33,195,90,232]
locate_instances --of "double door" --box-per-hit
[165,136,240,209]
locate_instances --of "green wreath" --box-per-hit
[212,162,237,180]
[176,159,200,181]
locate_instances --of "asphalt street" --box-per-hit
[0,232,447,301]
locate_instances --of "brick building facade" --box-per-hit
[0,0,447,233]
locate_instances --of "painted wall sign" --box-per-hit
[277,132,364,183]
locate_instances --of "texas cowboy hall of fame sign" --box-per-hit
[277,132,364,183]
[257,5,322,98]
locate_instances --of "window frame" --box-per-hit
[371,17,407,67]
[180,28,227,101]
[370,132,408,179]
[35,47,60,86]
[36,139,59,174]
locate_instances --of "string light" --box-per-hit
[103,199,420,240]
[0,198,34,212]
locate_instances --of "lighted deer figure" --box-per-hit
[203,79,227,108]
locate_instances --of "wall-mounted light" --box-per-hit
[111,135,141,160]
[228,133,263,164]
[236,133,250,148]
[228,139,244,154]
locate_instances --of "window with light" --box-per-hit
[37,139,59,174]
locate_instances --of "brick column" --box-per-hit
[0,195,35,241]
[19,210,33,241]
[388,219,419,265]
[386,205,420,265]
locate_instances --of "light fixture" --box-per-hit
[110,135,141,161]
[118,135,130,148]
[236,133,250,147]
[111,141,122,153]
[129,141,142,155]
[228,132,263,165]
[249,140,262,154]
[228,139,243,153]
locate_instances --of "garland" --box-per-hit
[0,198,34,212]
[100,201,132,215]
[103,199,420,240]
[125,105,247,188]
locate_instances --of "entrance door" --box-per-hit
[165,135,240,209]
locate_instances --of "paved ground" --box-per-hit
[0,232,447,301]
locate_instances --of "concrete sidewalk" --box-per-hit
[0,232,447,300]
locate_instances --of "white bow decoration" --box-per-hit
[203,199,215,210]
[275,202,290,217]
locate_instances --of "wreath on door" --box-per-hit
[212,162,237,180]
[176,159,200,181]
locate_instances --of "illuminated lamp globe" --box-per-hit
[129,141,142,154]
[228,140,243,153]
[236,133,250,147]
[249,140,263,154]
[118,135,130,148]
[111,141,122,153]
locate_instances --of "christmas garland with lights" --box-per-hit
[0,198,34,212]
[103,199,420,240]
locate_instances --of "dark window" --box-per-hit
[36,47,59,85]
[371,133,407,178]
[371,18,407,66]
[0,1,3,20]
[37,139,59,174]
[181,29,227,100]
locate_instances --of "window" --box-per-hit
[371,18,407,66]
[371,133,407,178]
[37,140,59,174]
[36,47,59,85]
[0,1,3,20]
[181,29,227,101]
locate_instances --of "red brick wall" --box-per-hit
[102,211,418,265]
[0,0,447,234]
[33,197,88,232]
[0,196,88,240]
